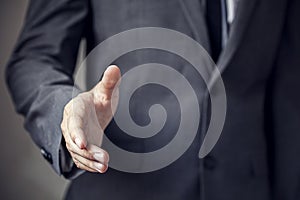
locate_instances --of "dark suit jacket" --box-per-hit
[6,0,300,199]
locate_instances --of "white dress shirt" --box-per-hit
[226,0,239,24]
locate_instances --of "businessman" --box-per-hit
[6,0,300,199]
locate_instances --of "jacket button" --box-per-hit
[41,148,53,164]
[204,155,217,170]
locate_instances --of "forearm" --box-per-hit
[5,0,89,177]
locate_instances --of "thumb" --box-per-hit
[93,65,121,100]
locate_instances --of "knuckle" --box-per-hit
[73,160,83,170]
[103,152,110,162]
[87,161,94,169]
[60,122,65,132]
[83,151,93,160]
[68,130,76,141]
[73,159,79,167]
[76,163,81,169]
[64,100,74,115]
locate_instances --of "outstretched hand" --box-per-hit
[61,65,121,173]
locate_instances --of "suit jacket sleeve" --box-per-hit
[271,0,300,198]
[5,0,88,178]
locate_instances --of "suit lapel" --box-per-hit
[178,0,211,52]
[206,0,259,90]
[179,0,259,89]
[217,0,259,72]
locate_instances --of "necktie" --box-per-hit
[205,0,228,62]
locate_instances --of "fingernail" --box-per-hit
[93,153,106,163]
[94,162,106,173]
[75,138,82,148]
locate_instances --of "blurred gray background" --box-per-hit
[0,0,85,199]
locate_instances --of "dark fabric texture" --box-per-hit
[5,0,300,199]
[206,0,222,61]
